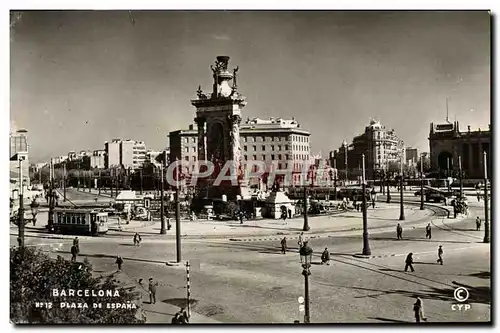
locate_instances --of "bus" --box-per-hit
[53,209,109,236]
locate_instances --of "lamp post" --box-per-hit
[420,154,424,210]
[302,186,310,231]
[483,151,489,243]
[160,164,166,234]
[63,162,67,202]
[17,156,25,247]
[299,243,313,324]
[399,156,405,221]
[333,158,337,201]
[361,154,371,255]
[458,155,463,199]
[47,159,55,232]
[386,160,391,203]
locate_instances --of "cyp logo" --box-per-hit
[454,287,469,302]
[452,287,471,312]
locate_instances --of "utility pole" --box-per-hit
[140,168,143,195]
[458,155,463,199]
[175,183,182,262]
[483,151,489,243]
[361,154,370,255]
[420,154,424,210]
[17,156,25,247]
[302,186,310,231]
[399,155,405,221]
[63,163,67,202]
[160,164,166,234]
[47,158,55,232]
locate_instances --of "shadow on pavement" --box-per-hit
[369,237,472,244]
[56,250,168,265]
[366,316,411,323]
[468,271,490,279]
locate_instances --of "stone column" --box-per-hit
[195,117,206,161]
[229,114,242,183]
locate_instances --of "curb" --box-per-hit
[353,253,398,259]
[165,261,182,267]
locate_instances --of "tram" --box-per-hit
[53,209,109,236]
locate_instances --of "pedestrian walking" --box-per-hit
[425,223,432,239]
[281,237,287,254]
[73,237,80,254]
[239,211,244,224]
[413,297,427,323]
[396,223,403,240]
[133,232,142,246]
[371,200,376,209]
[321,247,330,265]
[70,245,78,262]
[288,208,292,219]
[148,277,157,304]
[404,253,415,272]
[437,245,443,265]
[115,255,123,271]
[298,232,304,248]
[476,216,481,231]
[281,209,287,221]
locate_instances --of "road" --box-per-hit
[13,199,490,324]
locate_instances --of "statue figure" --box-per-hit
[233,66,239,88]
[197,85,204,99]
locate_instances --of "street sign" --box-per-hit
[299,305,305,312]
[298,296,304,304]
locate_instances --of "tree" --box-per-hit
[10,247,143,324]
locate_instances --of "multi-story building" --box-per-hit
[105,139,122,168]
[406,147,419,166]
[429,121,491,179]
[104,139,147,170]
[90,150,106,169]
[10,129,30,188]
[169,117,311,186]
[133,141,147,169]
[331,120,405,180]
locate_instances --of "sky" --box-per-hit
[10,10,491,163]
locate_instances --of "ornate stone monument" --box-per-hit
[191,56,247,200]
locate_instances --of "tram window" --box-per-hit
[72,216,76,224]
[91,214,96,223]
[82,216,86,224]
[57,215,62,224]
[77,216,81,225]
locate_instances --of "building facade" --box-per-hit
[406,147,419,166]
[104,139,147,170]
[429,121,491,179]
[10,129,30,188]
[90,150,106,169]
[331,120,405,180]
[169,117,311,186]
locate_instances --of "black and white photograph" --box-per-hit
[8,9,492,325]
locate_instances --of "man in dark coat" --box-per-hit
[288,208,292,219]
[115,256,123,271]
[321,247,330,265]
[281,237,287,254]
[425,223,432,239]
[73,237,80,254]
[396,223,403,240]
[148,277,157,304]
[70,245,78,262]
[177,308,188,324]
[437,245,443,265]
[404,252,415,272]
[476,217,481,231]
[413,297,426,322]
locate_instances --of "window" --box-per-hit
[243,137,247,143]
[72,216,76,224]
[278,163,282,169]
[271,154,275,160]
[262,146,266,151]
[192,147,196,152]
[244,146,248,152]
[271,145,275,151]
[278,154,282,160]
[185,156,189,161]
[278,145,282,151]
[185,147,189,153]
[285,145,289,150]
[192,137,196,143]
[244,155,248,160]
[286,154,290,160]
[192,156,197,161]
[253,145,257,151]
[261,155,266,161]
[261,136,265,142]
[253,155,257,160]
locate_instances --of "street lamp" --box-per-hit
[420,154,424,210]
[483,151,489,243]
[399,155,405,221]
[302,186,310,231]
[458,155,463,199]
[299,243,313,324]
[361,154,371,255]
[160,163,166,234]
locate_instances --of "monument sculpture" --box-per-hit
[191,56,247,200]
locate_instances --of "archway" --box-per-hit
[438,151,453,171]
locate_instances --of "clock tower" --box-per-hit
[191,56,247,199]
